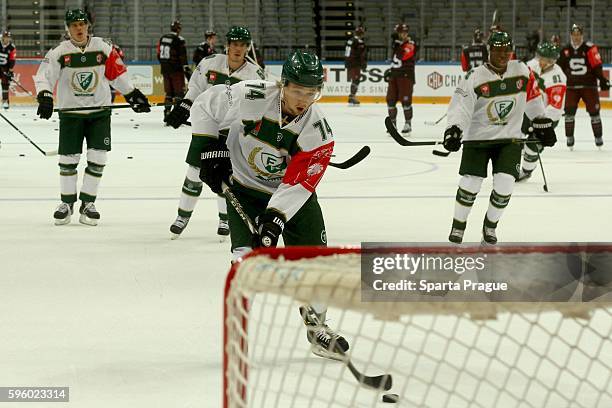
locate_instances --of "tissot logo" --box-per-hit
[427,72,443,90]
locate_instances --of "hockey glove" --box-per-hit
[5,70,13,80]
[165,98,192,129]
[36,90,54,120]
[199,139,232,195]
[254,209,285,248]
[124,88,151,113]
[600,78,610,92]
[443,125,463,152]
[183,65,193,81]
[531,117,557,147]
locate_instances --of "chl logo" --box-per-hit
[427,71,443,90]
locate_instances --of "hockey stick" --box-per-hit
[4,74,36,97]
[424,113,446,126]
[329,146,370,169]
[54,102,169,113]
[221,182,256,234]
[0,112,57,156]
[536,147,549,192]
[385,117,444,147]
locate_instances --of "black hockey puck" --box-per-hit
[19,154,25,157]
[382,393,399,403]
[127,156,133,159]
[133,126,138,129]
[54,128,58,131]
[130,118,134,121]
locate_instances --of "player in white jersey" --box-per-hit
[442,31,557,244]
[165,26,265,239]
[518,42,567,181]
[34,9,150,226]
[192,50,348,358]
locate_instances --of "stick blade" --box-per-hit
[384,117,411,146]
[329,146,371,169]
[432,149,450,157]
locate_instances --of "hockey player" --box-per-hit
[386,23,416,135]
[166,26,265,239]
[0,30,16,110]
[192,50,348,358]
[34,9,150,226]
[557,24,610,149]
[192,30,217,66]
[344,26,366,106]
[460,29,488,72]
[518,42,566,181]
[157,20,189,123]
[443,31,556,244]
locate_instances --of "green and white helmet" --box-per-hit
[226,26,251,44]
[281,51,324,88]
[536,41,560,60]
[65,9,89,26]
[487,30,513,49]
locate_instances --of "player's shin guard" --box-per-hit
[519,143,542,181]
[450,175,483,243]
[387,106,398,130]
[80,149,107,203]
[59,154,80,204]
[217,195,229,236]
[350,81,359,97]
[565,115,575,148]
[484,173,515,244]
[590,114,603,146]
[177,166,203,219]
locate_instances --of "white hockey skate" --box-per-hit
[300,306,349,362]
[53,202,73,225]
[79,202,100,226]
[448,227,465,244]
[401,121,412,135]
[2,101,8,110]
[481,224,497,245]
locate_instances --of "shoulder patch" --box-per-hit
[204,54,217,61]
[102,37,113,46]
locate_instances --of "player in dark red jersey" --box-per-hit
[557,24,610,149]
[344,26,367,105]
[461,29,488,72]
[157,20,189,123]
[192,30,216,66]
[0,30,17,110]
[386,23,416,135]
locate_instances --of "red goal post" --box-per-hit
[223,245,612,408]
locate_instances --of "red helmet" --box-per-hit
[354,26,365,36]
[395,23,409,34]
[170,20,182,32]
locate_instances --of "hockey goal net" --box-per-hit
[223,245,612,408]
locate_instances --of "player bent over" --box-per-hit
[166,26,264,239]
[518,42,566,181]
[443,32,556,244]
[34,9,150,226]
[191,51,348,358]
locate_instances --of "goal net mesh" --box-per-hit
[223,246,612,408]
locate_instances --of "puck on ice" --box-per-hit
[127,156,133,159]
[382,394,399,403]
[19,154,25,157]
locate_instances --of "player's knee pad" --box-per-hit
[590,114,601,124]
[58,154,80,176]
[564,109,576,120]
[186,165,201,182]
[386,101,397,108]
[85,150,107,177]
[492,172,515,195]
[231,246,252,263]
[402,103,412,111]
[456,175,483,207]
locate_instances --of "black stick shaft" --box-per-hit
[0,112,49,155]
[54,102,168,113]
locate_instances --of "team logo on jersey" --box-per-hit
[516,79,524,90]
[208,72,217,83]
[480,84,490,96]
[64,55,71,66]
[248,147,287,181]
[307,163,324,177]
[70,70,99,96]
[486,98,515,124]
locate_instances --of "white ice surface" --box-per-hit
[1,103,612,407]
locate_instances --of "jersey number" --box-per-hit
[159,45,171,60]
[313,119,332,141]
[245,82,265,100]
[390,55,402,69]
[569,58,587,75]
[552,74,563,84]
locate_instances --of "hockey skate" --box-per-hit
[170,215,190,239]
[2,101,8,110]
[79,202,100,226]
[595,136,603,150]
[448,227,465,244]
[566,136,575,151]
[401,121,412,135]
[299,306,349,362]
[53,202,73,225]
[481,223,497,245]
[348,96,360,106]
[217,219,230,237]
[517,168,533,182]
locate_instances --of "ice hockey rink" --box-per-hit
[1,103,612,407]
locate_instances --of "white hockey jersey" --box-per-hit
[447,60,546,142]
[184,53,265,101]
[34,37,133,113]
[526,58,567,123]
[191,80,334,221]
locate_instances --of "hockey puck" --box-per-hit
[133,126,138,129]
[130,118,134,121]
[127,156,133,159]
[21,113,26,116]
[382,394,399,403]
[19,154,25,157]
